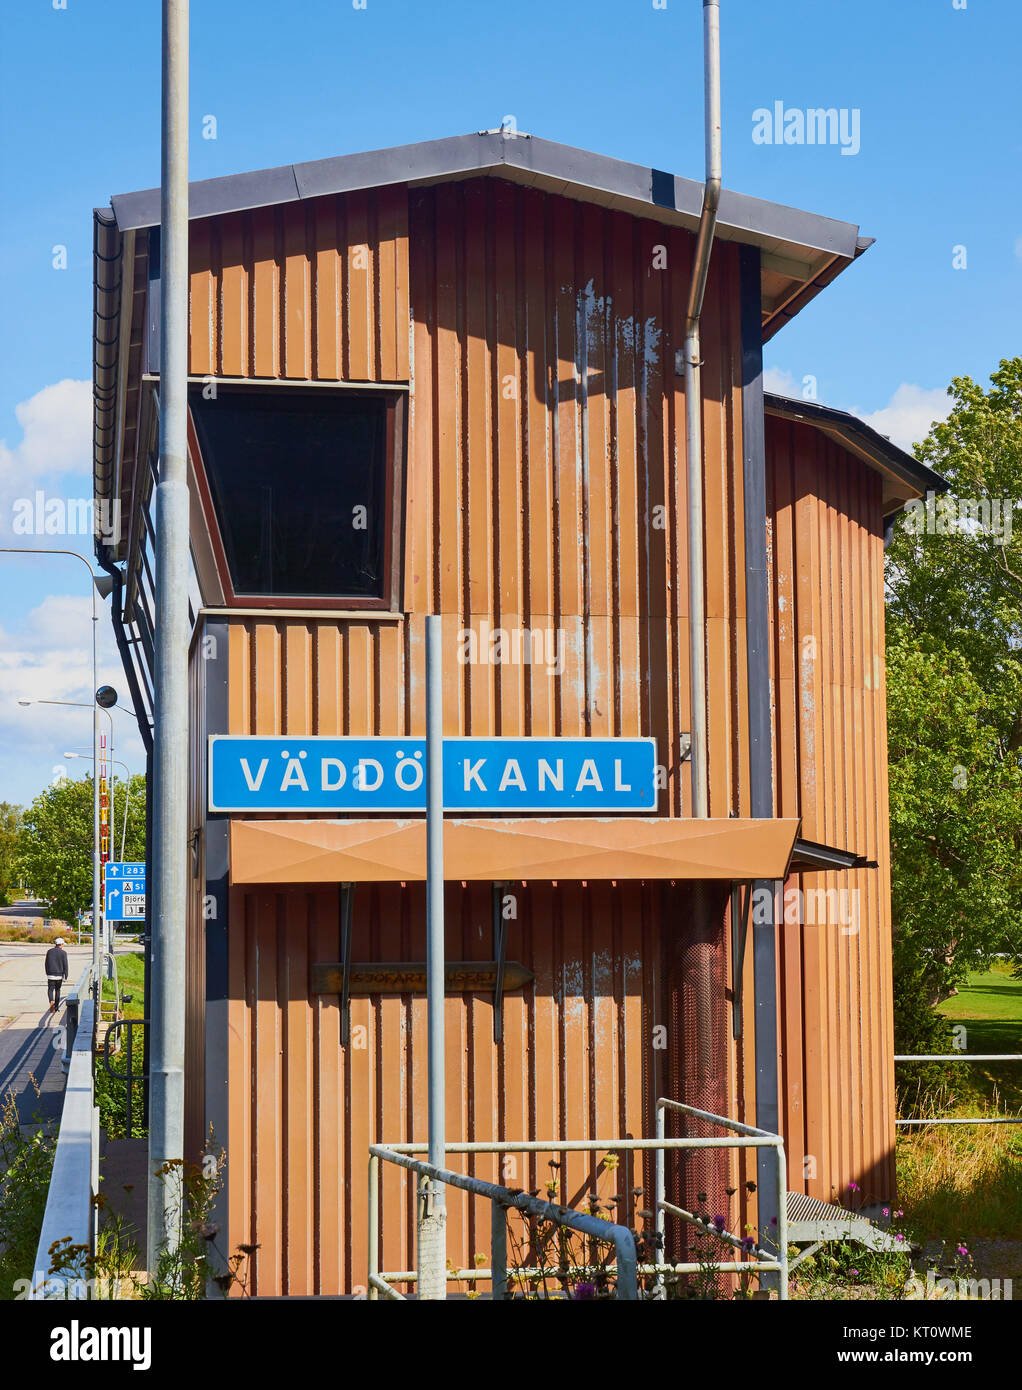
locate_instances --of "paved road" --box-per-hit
[0,943,92,1125]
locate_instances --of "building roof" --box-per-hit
[104,129,873,344]
[764,392,948,512]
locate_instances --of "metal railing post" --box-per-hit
[491,1198,507,1300]
[418,614,447,1298]
[775,1137,789,1301]
[368,1153,379,1301]
[655,1098,666,1299]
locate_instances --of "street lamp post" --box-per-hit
[64,754,134,861]
[1,549,111,1003]
[17,692,136,963]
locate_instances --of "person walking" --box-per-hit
[45,937,69,1014]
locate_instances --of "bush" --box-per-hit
[0,1090,55,1299]
[893,951,957,1114]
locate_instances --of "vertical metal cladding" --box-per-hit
[187,185,409,382]
[761,416,895,1206]
[225,865,667,1294]
[179,172,896,1293]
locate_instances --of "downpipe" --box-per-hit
[684,0,721,819]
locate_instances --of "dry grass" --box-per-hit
[897,1109,1022,1242]
[0,921,70,945]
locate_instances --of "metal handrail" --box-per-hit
[895,1054,1022,1126]
[102,1017,148,1136]
[369,1111,789,1301]
[369,1145,639,1300]
[655,1099,789,1299]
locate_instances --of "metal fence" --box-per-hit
[369,1102,788,1300]
[894,1054,1022,1126]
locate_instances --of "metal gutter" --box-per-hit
[92,211,122,510]
[788,837,878,872]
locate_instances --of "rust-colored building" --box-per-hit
[92,132,942,1295]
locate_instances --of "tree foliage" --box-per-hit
[15,773,146,923]
[0,802,21,906]
[885,359,1022,998]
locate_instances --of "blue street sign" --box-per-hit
[208,736,657,814]
[104,861,146,920]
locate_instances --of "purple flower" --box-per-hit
[896,1233,905,1243]
[882,1207,890,1218]
[847,1181,860,1193]
[572,1281,597,1300]
[741,1236,755,1253]
[712,1214,727,1234]
[849,1268,859,1278]
[957,1245,968,1257]
[770,1216,777,1226]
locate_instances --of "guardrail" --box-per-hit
[29,994,99,1299]
[369,1106,788,1300]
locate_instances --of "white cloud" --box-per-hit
[0,593,145,806]
[856,383,953,452]
[763,366,801,397]
[0,379,92,483]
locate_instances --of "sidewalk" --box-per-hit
[0,943,91,1125]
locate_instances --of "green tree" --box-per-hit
[16,773,146,923]
[0,802,21,905]
[885,359,1022,1001]
[886,638,1022,1002]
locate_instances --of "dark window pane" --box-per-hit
[190,389,389,598]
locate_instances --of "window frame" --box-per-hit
[186,380,406,612]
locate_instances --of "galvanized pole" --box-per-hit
[90,586,101,1002]
[684,0,722,820]
[147,0,190,1273]
[417,615,447,1298]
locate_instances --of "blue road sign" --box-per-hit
[104,861,146,920]
[208,736,657,814]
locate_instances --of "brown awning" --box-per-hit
[228,816,801,884]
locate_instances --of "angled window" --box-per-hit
[188,386,402,607]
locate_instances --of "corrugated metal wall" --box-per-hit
[187,185,409,382]
[759,416,895,1204]
[175,174,897,1292]
[404,180,748,819]
[225,875,667,1295]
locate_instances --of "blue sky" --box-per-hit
[1,0,1020,808]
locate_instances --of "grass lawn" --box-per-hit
[938,962,1022,1111]
[101,950,145,1019]
[896,963,1022,1247]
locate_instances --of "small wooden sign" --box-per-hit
[311,961,533,996]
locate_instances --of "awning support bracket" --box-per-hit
[731,880,753,1040]
[339,882,354,1046]
[493,881,509,1044]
